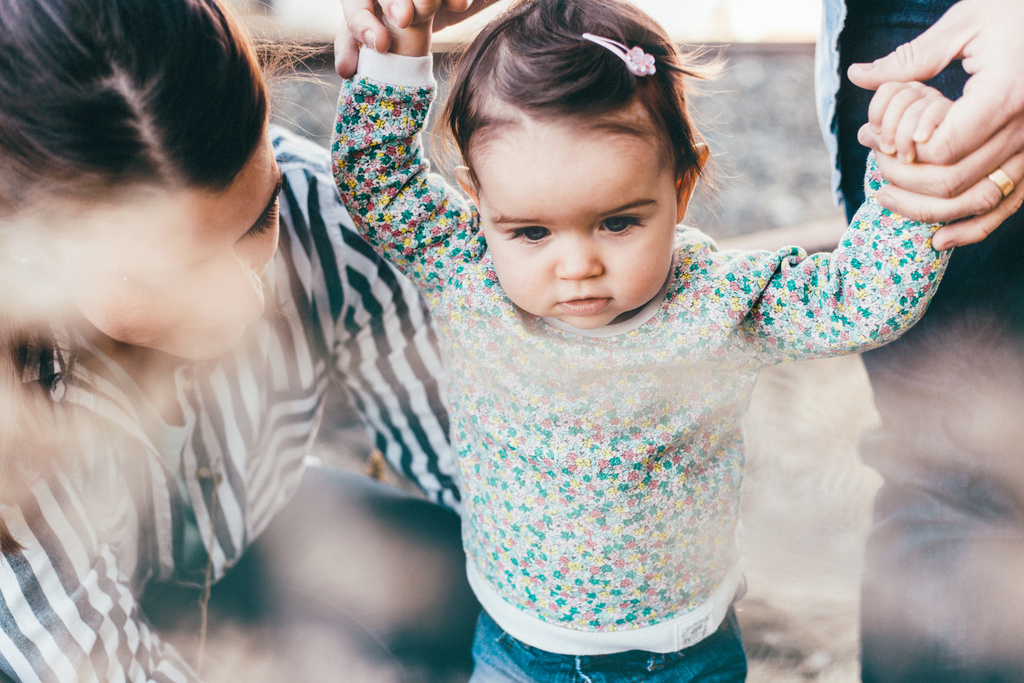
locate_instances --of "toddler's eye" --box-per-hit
[513,226,550,241]
[603,216,639,233]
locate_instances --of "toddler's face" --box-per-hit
[459,107,698,329]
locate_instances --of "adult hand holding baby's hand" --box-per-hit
[848,0,1024,249]
[336,0,493,76]
[862,81,951,165]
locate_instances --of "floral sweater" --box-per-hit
[332,52,948,649]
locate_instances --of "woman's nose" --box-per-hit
[213,223,277,323]
[199,252,267,327]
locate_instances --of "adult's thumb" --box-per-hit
[847,4,970,90]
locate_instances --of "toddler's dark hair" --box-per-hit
[442,0,709,185]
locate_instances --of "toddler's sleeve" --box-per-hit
[331,49,481,309]
[736,152,950,363]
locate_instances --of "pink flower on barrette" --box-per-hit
[581,33,657,78]
[624,46,656,77]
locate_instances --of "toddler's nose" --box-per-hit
[556,247,604,280]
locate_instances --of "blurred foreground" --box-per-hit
[157,40,873,681]
[154,355,879,682]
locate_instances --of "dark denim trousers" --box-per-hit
[468,609,747,683]
[839,2,1024,681]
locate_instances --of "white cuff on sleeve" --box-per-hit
[355,46,435,88]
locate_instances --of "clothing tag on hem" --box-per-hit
[673,601,715,650]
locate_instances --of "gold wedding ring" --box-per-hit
[988,168,1015,198]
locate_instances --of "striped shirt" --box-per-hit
[0,127,457,682]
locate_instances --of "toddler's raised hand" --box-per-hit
[336,0,488,77]
[383,0,444,31]
[861,81,953,164]
[375,0,444,57]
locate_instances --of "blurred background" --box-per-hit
[232,0,846,242]
[207,2,880,681]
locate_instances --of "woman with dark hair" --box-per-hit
[0,0,478,680]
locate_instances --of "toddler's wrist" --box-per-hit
[356,46,434,88]
[387,19,433,57]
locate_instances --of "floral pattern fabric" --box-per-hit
[332,75,949,632]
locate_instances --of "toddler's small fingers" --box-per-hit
[866,81,905,136]
[411,0,446,25]
[879,84,927,157]
[383,0,415,28]
[857,122,886,155]
[894,98,931,163]
[913,96,953,144]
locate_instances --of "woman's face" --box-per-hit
[49,133,282,361]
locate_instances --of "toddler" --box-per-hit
[332,0,951,679]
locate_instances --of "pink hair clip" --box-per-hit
[581,32,656,77]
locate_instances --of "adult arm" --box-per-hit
[848,0,1024,248]
[272,129,460,510]
[335,0,500,77]
[0,473,198,682]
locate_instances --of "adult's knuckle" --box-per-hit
[896,195,935,222]
[932,134,960,168]
[350,6,377,26]
[967,226,992,245]
[893,42,917,71]
[1012,125,1024,156]
[934,173,963,200]
[978,185,1004,213]
[1009,191,1024,216]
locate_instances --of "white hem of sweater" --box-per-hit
[356,46,434,88]
[466,560,745,655]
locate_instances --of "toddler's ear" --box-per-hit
[454,166,480,205]
[676,143,709,223]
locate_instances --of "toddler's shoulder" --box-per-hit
[674,224,719,254]
[670,225,721,291]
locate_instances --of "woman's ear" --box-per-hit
[675,143,710,223]
[454,166,479,205]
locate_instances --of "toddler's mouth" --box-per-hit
[559,297,611,316]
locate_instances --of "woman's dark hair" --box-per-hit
[442,0,710,185]
[0,0,268,214]
[0,0,268,552]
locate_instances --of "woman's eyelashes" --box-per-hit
[244,200,280,239]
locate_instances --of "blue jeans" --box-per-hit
[838,2,1024,680]
[468,609,747,683]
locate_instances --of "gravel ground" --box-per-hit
[265,43,877,682]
